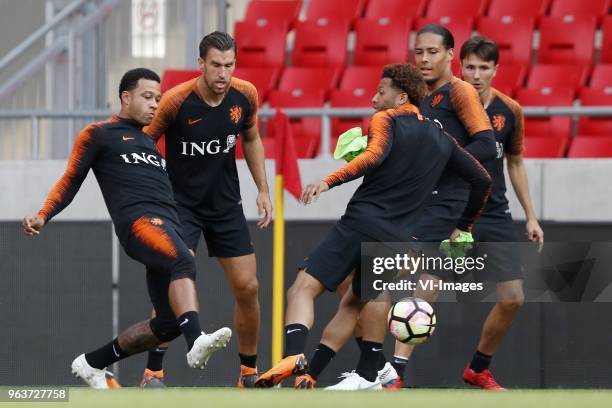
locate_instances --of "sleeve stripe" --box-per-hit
[38,126,96,220]
[324,112,392,187]
[144,78,195,139]
[493,89,525,155]
[450,78,492,136]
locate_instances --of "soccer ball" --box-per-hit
[387,297,436,345]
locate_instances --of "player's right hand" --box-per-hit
[300,181,329,205]
[22,214,45,236]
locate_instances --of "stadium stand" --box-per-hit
[425,0,486,19]
[352,18,411,66]
[477,16,535,65]
[486,0,549,20]
[234,20,288,68]
[600,16,612,63]
[364,0,428,21]
[568,136,612,158]
[243,0,302,28]
[491,63,528,97]
[549,0,610,23]
[523,136,569,158]
[291,19,349,67]
[526,64,589,95]
[537,16,596,65]
[517,88,574,144]
[304,0,366,27]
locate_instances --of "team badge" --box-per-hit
[492,114,506,131]
[229,105,242,124]
[150,218,163,226]
[431,93,443,108]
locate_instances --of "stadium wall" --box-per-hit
[2,220,612,388]
[0,159,612,222]
[1,159,612,222]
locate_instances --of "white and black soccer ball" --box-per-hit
[387,297,436,345]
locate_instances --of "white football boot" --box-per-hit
[378,362,399,387]
[71,354,109,389]
[186,327,232,369]
[325,371,382,391]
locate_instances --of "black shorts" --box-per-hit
[411,198,466,242]
[300,221,372,296]
[123,215,195,279]
[122,215,197,321]
[178,205,254,258]
[469,220,523,282]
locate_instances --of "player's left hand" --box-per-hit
[256,191,273,229]
[301,181,329,205]
[22,214,45,236]
[526,218,544,252]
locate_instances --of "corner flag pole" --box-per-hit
[272,174,285,364]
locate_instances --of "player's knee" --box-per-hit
[499,291,524,312]
[149,316,181,342]
[170,252,197,281]
[234,276,259,303]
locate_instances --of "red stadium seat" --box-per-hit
[425,0,486,19]
[233,67,280,105]
[234,20,287,68]
[244,0,302,28]
[490,63,528,96]
[601,16,612,63]
[277,67,340,99]
[549,0,610,22]
[568,137,612,158]
[353,19,411,66]
[415,17,474,53]
[526,64,589,95]
[523,136,568,158]
[267,91,324,158]
[486,0,549,20]
[589,64,612,89]
[329,91,373,139]
[291,20,349,68]
[516,88,574,141]
[305,0,366,27]
[365,0,428,21]
[328,66,380,142]
[160,69,199,92]
[537,17,596,65]
[577,88,612,137]
[476,17,534,65]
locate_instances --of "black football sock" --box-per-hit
[239,353,257,369]
[284,324,309,357]
[178,311,202,350]
[356,341,383,382]
[390,355,409,380]
[469,350,492,373]
[85,338,128,369]
[146,346,168,372]
[355,336,363,351]
[377,351,387,371]
[308,343,336,380]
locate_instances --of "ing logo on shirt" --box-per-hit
[431,94,443,108]
[229,105,242,124]
[492,114,506,131]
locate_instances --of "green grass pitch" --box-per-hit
[2,388,611,408]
